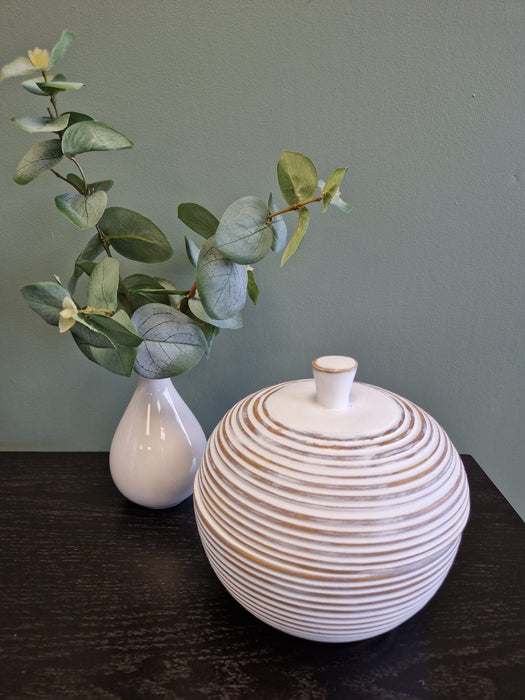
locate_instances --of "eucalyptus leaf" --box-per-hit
[48,30,76,69]
[247,269,260,305]
[122,273,173,309]
[61,121,133,156]
[87,179,113,193]
[98,207,173,263]
[196,238,248,320]
[21,78,48,95]
[66,173,113,193]
[72,340,138,376]
[123,274,186,296]
[61,112,94,126]
[188,298,243,329]
[277,151,318,206]
[38,80,84,94]
[67,234,104,294]
[66,173,85,190]
[55,190,107,229]
[321,168,350,212]
[131,303,208,379]
[72,309,139,376]
[178,202,219,239]
[14,139,62,185]
[83,311,142,346]
[87,257,119,311]
[268,193,287,253]
[281,207,310,266]
[214,196,272,265]
[77,261,97,275]
[20,282,69,325]
[10,114,69,133]
[185,236,200,268]
[154,278,186,308]
[0,56,39,82]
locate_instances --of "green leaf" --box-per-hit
[67,234,104,294]
[87,179,113,193]
[98,207,173,263]
[14,139,63,185]
[178,203,219,239]
[196,238,248,320]
[72,310,140,376]
[87,257,119,311]
[61,121,133,156]
[131,303,208,379]
[20,282,69,325]
[0,56,39,82]
[214,196,273,265]
[154,278,187,308]
[61,112,94,126]
[121,273,178,309]
[10,114,69,133]
[277,150,318,206]
[268,193,287,253]
[188,298,243,329]
[281,207,310,266]
[71,310,141,349]
[247,269,260,305]
[66,173,113,193]
[321,168,350,212]
[38,79,84,94]
[48,30,76,69]
[83,312,142,346]
[55,190,107,229]
[185,236,200,268]
[21,78,48,95]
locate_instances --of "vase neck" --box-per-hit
[136,376,174,391]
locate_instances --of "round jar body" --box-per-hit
[194,374,470,643]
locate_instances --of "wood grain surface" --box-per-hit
[0,453,523,699]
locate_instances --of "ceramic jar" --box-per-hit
[193,356,470,642]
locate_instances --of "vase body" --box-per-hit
[194,356,470,643]
[110,377,206,509]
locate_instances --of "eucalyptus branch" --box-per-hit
[266,195,323,222]
[4,30,351,379]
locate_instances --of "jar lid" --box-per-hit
[266,355,400,440]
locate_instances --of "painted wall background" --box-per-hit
[0,1,523,519]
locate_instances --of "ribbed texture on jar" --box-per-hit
[194,381,470,643]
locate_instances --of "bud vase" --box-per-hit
[109,377,206,509]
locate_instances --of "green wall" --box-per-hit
[1,1,524,519]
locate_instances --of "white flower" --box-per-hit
[27,47,50,69]
[58,297,78,333]
[318,179,352,213]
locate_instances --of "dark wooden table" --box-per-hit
[0,454,523,699]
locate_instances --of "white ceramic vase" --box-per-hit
[109,377,206,509]
[194,355,470,643]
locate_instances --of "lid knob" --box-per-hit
[312,356,358,410]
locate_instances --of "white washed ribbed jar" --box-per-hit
[194,356,470,643]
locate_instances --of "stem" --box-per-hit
[178,281,197,313]
[68,156,88,194]
[41,70,60,118]
[80,306,115,316]
[266,196,323,222]
[50,95,59,118]
[50,169,84,194]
